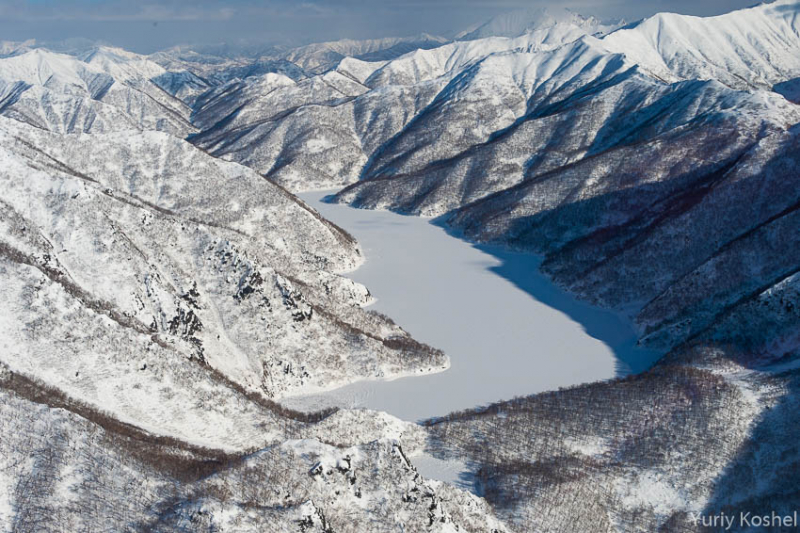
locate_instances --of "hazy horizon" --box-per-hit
[0,0,763,53]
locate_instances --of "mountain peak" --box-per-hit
[456,6,624,41]
[0,39,35,58]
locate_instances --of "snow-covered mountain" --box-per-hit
[3,1,800,531]
[281,34,450,73]
[187,29,613,191]
[601,0,800,89]
[455,6,624,41]
[183,0,800,203]
[0,47,195,134]
[0,39,35,58]
[147,34,449,105]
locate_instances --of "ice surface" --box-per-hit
[284,191,661,421]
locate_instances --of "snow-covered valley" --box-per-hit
[2,1,800,531]
[285,191,660,421]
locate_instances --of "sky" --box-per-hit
[0,0,764,53]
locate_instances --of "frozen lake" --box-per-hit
[285,191,660,422]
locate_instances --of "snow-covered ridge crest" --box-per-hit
[78,45,169,83]
[282,33,449,73]
[0,46,194,134]
[183,0,800,196]
[364,26,606,88]
[601,0,800,89]
[456,6,625,41]
[0,39,35,58]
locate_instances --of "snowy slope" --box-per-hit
[0,383,507,532]
[0,116,446,434]
[424,355,798,532]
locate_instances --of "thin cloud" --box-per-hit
[0,0,240,21]
[0,0,763,52]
